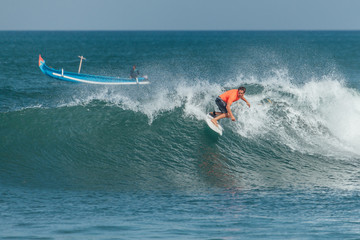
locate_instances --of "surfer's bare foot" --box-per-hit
[211,119,219,127]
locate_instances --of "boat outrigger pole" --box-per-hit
[78,56,86,73]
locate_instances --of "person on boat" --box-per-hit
[130,65,140,79]
[210,86,250,127]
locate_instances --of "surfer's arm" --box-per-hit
[226,102,236,121]
[241,96,250,108]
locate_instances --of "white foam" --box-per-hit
[301,80,360,153]
[231,73,360,157]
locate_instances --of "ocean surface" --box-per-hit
[1,31,360,239]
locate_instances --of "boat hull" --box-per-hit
[38,55,149,85]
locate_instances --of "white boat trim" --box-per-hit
[52,73,150,85]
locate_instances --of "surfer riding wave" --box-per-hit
[210,86,250,127]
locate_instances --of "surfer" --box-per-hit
[130,65,139,79]
[210,87,250,127]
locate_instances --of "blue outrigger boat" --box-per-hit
[38,55,149,85]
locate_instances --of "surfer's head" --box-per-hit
[238,86,246,93]
[238,86,246,96]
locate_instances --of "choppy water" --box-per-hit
[1,31,360,239]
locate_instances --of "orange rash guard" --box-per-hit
[219,89,240,106]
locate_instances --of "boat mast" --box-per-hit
[78,56,86,73]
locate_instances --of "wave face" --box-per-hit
[1,77,360,191]
[1,31,360,192]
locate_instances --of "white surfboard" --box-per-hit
[206,114,223,135]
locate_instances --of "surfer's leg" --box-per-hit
[209,111,222,117]
[214,97,227,117]
[211,113,226,127]
[211,97,228,126]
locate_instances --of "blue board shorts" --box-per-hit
[215,97,227,113]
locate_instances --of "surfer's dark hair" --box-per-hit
[238,86,246,93]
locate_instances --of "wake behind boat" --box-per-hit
[38,55,150,85]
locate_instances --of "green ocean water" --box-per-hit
[0,31,360,239]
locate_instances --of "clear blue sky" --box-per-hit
[1,0,360,30]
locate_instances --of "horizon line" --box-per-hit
[1,29,360,32]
